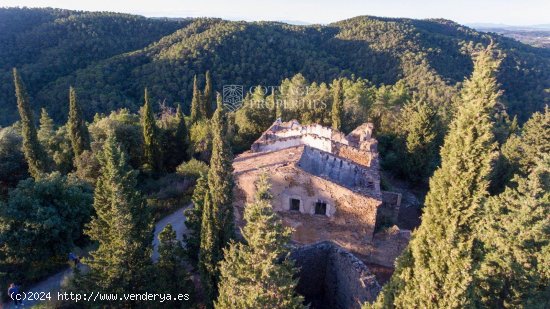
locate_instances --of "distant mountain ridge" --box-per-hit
[0,8,548,125]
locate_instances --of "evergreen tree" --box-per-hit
[208,93,235,245]
[156,224,194,308]
[141,88,163,174]
[502,107,549,177]
[401,98,439,182]
[473,155,549,308]
[13,68,50,178]
[190,75,203,123]
[199,192,220,308]
[84,134,154,298]
[215,173,305,309]
[199,93,234,307]
[174,103,190,162]
[38,108,55,147]
[204,71,213,118]
[67,86,90,157]
[371,45,501,308]
[331,78,343,130]
[184,173,208,264]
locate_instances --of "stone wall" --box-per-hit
[298,146,380,194]
[232,148,382,256]
[290,241,381,309]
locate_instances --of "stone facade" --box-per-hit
[233,120,408,267]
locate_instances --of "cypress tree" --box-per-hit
[175,103,190,162]
[13,68,50,179]
[190,75,203,123]
[331,78,343,130]
[199,93,234,307]
[215,173,305,309]
[184,172,208,264]
[141,88,163,174]
[85,134,154,296]
[204,71,213,118]
[473,155,549,308]
[371,45,501,308]
[208,93,235,245]
[67,86,90,157]
[198,192,220,308]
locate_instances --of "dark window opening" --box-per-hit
[290,198,300,211]
[315,201,327,215]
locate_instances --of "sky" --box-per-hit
[1,0,549,26]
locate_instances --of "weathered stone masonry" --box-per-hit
[233,120,409,268]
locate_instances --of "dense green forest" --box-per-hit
[0,8,549,125]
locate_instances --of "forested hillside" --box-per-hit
[0,8,549,125]
[0,8,189,124]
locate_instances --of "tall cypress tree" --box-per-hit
[215,173,305,309]
[184,173,208,264]
[199,93,234,308]
[371,45,501,308]
[331,78,343,130]
[208,93,234,245]
[13,68,50,179]
[85,134,153,297]
[175,103,190,162]
[141,88,162,174]
[190,75,203,123]
[203,71,213,118]
[67,86,90,157]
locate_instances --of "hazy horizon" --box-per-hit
[1,0,549,26]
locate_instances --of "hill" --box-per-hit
[0,8,549,124]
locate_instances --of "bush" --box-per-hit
[176,158,209,180]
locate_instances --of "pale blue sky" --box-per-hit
[1,0,548,25]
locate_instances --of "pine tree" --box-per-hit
[199,93,234,307]
[371,45,501,308]
[141,88,163,174]
[184,172,208,264]
[13,68,51,179]
[204,71,213,118]
[473,155,549,308]
[215,172,305,309]
[331,78,343,130]
[156,224,193,307]
[190,75,203,123]
[401,98,439,182]
[67,86,90,157]
[84,134,154,297]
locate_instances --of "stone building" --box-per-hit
[232,120,409,268]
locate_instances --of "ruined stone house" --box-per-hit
[232,119,409,268]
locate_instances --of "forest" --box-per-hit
[0,7,548,309]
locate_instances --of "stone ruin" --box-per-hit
[232,120,411,305]
[290,241,381,309]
